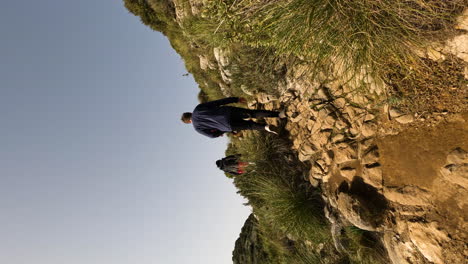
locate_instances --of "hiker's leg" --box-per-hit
[246,109,279,118]
[230,108,250,120]
[231,119,265,131]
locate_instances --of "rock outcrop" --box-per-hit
[232,214,271,264]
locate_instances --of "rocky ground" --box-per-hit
[239,11,468,264]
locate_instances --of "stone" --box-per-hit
[333,98,346,109]
[301,143,315,156]
[321,115,336,130]
[316,159,330,174]
[389,108,404,118]
[256,92,277,104]
[334,120,346,130]
[309,177,320,187]
[383,232,417,264]
[349,126,359,137]
[383,186,431,206]
[332,134,345,143]
[351,94,368,105]
[290,113,303,123]
[446,147,467,164]
[426,47,446,62]
[317,131,331,146]
[361,167,383,189]
[361,123,376,137]
[336,193,379,231]
[455,9,468,31]
[199,55,209,70]
[213,47,230,67]
[408,222,449,264]
[316,87,329,100]
[306,120,315,131]
[219,83,232,97]
[293,138,301,149]
[334,145,357,164]
[364,113,376,122]
[311,121,322,134]
[310,164,325,177]
[362,147,379,164]
[318,108,331,120]
[241,85,254,96]
[444,34,468,63]
[395,114,414,124]
[340,168,356,180]
[298,152,311,162]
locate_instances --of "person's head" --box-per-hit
[181,112,192,124]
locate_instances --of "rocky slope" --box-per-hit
[254,11,468,263]
[127,1,468,263]
[232,214,283,264]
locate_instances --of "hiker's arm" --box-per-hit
[195,127,223,138]
[206,129,224,138]
[200,97,242,107]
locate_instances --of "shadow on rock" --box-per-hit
[336,176,389,230]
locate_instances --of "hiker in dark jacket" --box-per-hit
[216,154,252,176]
[181,97,285,138]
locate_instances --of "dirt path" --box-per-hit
[378,114,468,264]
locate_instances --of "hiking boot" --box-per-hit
[279,109,286,119]
[264,125,278,135]
[243,113,253,121]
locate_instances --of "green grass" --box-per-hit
[342,226,389,264]
[228,132,330,247]
[203,0,466,79]
[228,131,390,263]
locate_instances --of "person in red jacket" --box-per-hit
[181,97,285,138]
[216,154,254,177]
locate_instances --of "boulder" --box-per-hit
[336,192,379,231]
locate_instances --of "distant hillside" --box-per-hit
[232,214,270,264]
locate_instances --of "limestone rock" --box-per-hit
[336,193,379,231]
[444,34,468,63]
[340,168,356,180]
[361,167,383,189]
[333,98,346,109]
[395,114,414,124]
[256,92,277,104]
[361,123,376,137]
[241,85,254,96]
[408,222,449,264]
[333,144,357,164]
[213,47,230,67]
[455,9,468,31]
[389,108,404,118]
[362,147,379,164]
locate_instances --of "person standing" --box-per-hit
[215,154,253,176]
[181,97,285,138]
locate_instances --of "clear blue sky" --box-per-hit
[0,1,251,263]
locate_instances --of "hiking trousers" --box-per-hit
[229,108,279,131]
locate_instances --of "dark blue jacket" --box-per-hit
[192,97,240,138]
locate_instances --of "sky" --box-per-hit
[0,1,251,264]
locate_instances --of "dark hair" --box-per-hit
[181,112,192,123]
